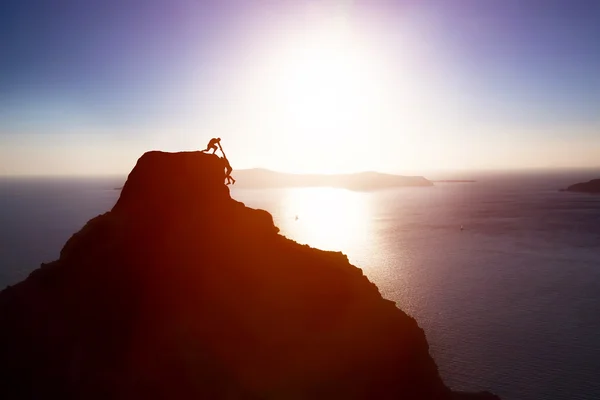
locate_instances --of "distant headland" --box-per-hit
[561,178,600,194]
[230,168,433,191]
[431,179,477,183]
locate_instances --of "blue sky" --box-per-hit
[1,0,599,175]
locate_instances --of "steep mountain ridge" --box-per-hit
[0,151,499,399]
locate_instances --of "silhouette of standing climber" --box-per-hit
[203,137,221,154]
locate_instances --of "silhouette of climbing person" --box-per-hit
[215,141,235,185]
[224,157,235,185]
[203,138,221,154]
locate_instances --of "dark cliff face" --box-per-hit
[0,151,499,400]
[564,178,600,194]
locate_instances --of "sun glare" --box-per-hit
[266,22,391,172]
[224,15,439,173]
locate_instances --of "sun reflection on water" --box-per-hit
[276,187,371,253]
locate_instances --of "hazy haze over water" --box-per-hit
[1,170,600,400]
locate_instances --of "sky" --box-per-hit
[1,0,599,175]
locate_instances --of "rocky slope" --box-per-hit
[0,151,499,399]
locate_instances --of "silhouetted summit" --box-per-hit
[0,151,499,400]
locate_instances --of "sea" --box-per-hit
[1,170,599,400]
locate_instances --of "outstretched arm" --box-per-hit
[218,143,227,159]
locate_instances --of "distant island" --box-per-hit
[231,168,432,190]
[561,178,600,194]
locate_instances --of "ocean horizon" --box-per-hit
[1,169,600,400]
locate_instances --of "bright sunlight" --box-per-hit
[208,13,448,175]
[262,20,394,173]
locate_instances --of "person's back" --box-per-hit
[203,137,221,153]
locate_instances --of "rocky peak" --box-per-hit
[0,151,499,400]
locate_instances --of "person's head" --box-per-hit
[217,137,221,142]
